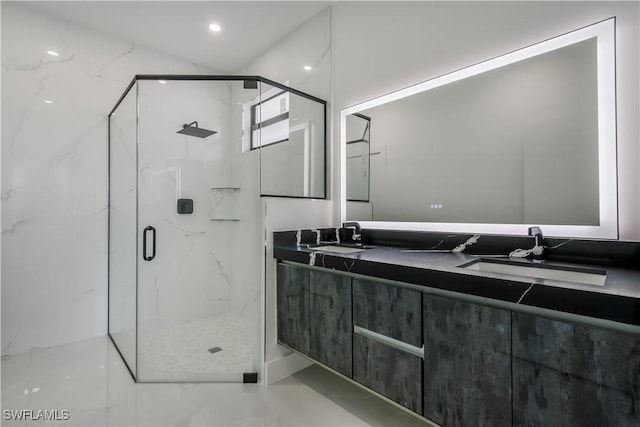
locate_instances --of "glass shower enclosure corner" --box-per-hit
[108,75,325,382]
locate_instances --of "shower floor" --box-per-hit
[137,313,256,380]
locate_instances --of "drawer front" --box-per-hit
[353,333,423,414]
[276,263,310,355]
[353,278,422,346]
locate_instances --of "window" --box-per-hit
[250,90,290,149]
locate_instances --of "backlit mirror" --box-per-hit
[341,18,617,239]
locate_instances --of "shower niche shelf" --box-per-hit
[209,218,241,222]
[209,187,241,191]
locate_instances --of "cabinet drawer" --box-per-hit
[353,333,423,414]
[353,278,422,346]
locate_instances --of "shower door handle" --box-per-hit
[143,226,156,261]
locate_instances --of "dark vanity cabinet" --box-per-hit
[309,270,352,377]
[277,261,640,427]
[352,279,423,413]
[423,295,512,427]
[276,264,352,376]
[276,263,310,354]
[512,313,640,427]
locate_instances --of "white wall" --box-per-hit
[332,1,640,240]
[1,3,219,355]
[235,8,333,383]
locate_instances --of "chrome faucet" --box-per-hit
[342,222,362,243]
[528,226,545,258]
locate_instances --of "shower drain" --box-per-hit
[208,346,223,354]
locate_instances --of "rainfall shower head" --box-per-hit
[177,121,217,138]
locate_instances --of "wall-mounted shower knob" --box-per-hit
[177,198,194,214]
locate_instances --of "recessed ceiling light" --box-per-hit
[304,65,312,71]
[47,50,59,56]
[209,23,222,32]
[44,100,53,104]
[158,80,167,84]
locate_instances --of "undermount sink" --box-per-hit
[460,258,607,286]
[310,244,368,254]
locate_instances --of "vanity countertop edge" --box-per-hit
[273,233,640,334]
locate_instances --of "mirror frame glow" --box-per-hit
[340,18,617,239]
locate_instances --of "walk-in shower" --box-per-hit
[108,75,326,382]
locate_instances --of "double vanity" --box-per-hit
[273,16,637,426]
[273,228,640,427]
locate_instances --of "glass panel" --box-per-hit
[251,90,289,148]
[259,86,326,198]
[345,114,370,202]
[135,79,260,381]
[108,84,138,378]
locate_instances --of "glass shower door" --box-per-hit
[135,79,261,382]
[108,84,138,378]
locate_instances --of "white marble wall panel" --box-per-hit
[1,3,219,355]
[136,80,235,328]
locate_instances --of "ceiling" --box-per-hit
[22,1,331,73]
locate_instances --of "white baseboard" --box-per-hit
[264,348,313,385]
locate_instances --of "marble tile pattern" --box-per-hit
[512,313,640,426]
[309,270,353,377]
[1,3,224,355]
[276,264,311,355]
[273,229,640,326]
[353,334,423,414]
[132,79,261,381]
[362,229,640,268]
[353,278,422,346]
[423,294,512,427]
[1,336,432,427]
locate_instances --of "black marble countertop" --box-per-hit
[273,230,640,328]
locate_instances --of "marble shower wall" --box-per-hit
[134,80,261,377]
[1,3,219,355]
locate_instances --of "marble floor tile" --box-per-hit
[1,336,431,426]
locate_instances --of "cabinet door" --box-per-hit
[423,295,511,427]
[276,263,310,355]
[309,270,352,376]
[512,313,640,427]
[352,279,423,413]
